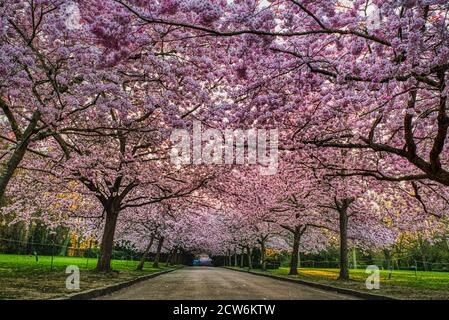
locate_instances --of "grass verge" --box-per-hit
[0,253,178,299]
[229,266,449,300]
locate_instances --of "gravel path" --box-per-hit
[97,267,358,300]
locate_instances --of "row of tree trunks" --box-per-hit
[225,249,232,266]
[168,247,179,266]
[223,250,233,266]
[165,248,175,266]
[246,246,252,269]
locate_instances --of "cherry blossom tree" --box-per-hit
[0,0,115,199]
[2,0,448,278]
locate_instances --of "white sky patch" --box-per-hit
[366,3,382,31]
[64,2,82,30]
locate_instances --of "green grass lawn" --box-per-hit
[234,267,449,299]
[0,253,177,299]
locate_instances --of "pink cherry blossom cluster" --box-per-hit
[1,1,449,271]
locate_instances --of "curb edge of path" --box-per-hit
[223,267,398,300]
[56,266,183,300]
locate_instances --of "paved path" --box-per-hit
[97,267,357,300]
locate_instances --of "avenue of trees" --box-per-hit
[1,0,449,278]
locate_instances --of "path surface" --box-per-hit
[97,267,358,300]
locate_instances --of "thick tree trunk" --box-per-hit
[338,207,349,280]
[246,246,252,269]
[136,235,155,271]
[153,237,164,268]
[260,240,266,271]
[0,110,41,201]
[240,248,244,267]
[289,227,301,275]
[96,209,119,272]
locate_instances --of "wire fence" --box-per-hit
[0,237,140,271]
[2,235,449,278]
[299,257,449,273]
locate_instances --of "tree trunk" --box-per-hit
[175,249,181,264]
[153,237,164,268]
[289,227,301,275]
[0,110,41,201]
[418,237,428,271]
[169,247,178,265]
[246,246,252,269]
[96,209,119,272]
[165,249,173,267]
[240,248,244,267]
[59,230,71,256]
[234,248,237,267]
[338,207,349,280]
[172,248,181,264]
[136,235,155,271]
[260,240,267,271]
[383,249,391,270]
